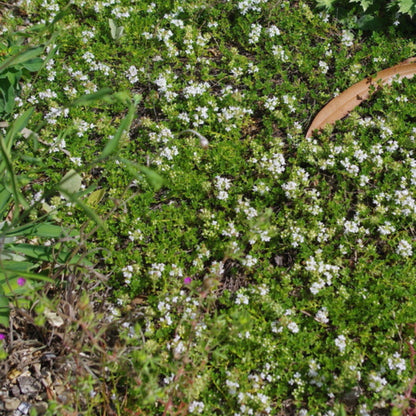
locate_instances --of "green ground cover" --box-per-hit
[0,0,416,415]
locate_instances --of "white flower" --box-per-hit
[318,60,329,74]
[126,65,138,84]
[387,352,406,375]
[264,96,279,111]
[288,321,299,333]
[241,255,258,267]
[378,222,395,236]
[344,220,360,234]
[272,45,288,61]
[235,292,249,305]
[335,335,347,353]
[226,379,240,394]
[248,23,262,44]
[396,239,413,257]
[315,307,329,324]
[368,372,387,392]
[341,30,354,47]
[266,25,280,37]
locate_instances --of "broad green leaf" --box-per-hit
[4,108,34,151]
[87,188,106,206]
[349,0,372,11]
[138,165,164,191]
[59,169,82,196]
[71,87,113,107]
[0,46,44,73]
[12,243,93,266]
[20,57,43,72]
[398,0,416,14]
[0,272,52,289]
[0,260,36,273]
[0,293,9,327]
[0,186,11,218]
[100,103,136,159]
[315,0,336,9]
[0,250,26,262]
[0,113,30,210]
[5,222,78,238]
[109,19,124,40]
[4,82,15,114]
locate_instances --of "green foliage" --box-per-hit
[1,0,416,415]
[0,41,44,118]
[314,0,416,31]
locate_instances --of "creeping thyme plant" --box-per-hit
[1,0,416,414]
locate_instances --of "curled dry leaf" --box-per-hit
[306,57,416,139]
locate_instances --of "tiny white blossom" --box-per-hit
[335,335,347,353]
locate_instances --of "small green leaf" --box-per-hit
[0,46,44,73]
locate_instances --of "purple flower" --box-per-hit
[183,277,192,285]
[17,277,26,287]
[0,333,6,340]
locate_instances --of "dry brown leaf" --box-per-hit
[306,57,416,139]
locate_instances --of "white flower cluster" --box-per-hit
[315,306,329,324]
[264,96,279,111]
[387,352,407,375]
[308,359,325,387]
[378,221,396,236]
[368,372,387,392]
[222,222,240,238]
[188,401,204,414]
[241,254,258,268]
[215,176,232,200]
[334,334,347,353]
[126,65,139,84]
[82,51,113,76]
[235,292,249,305]
[217,106,253,132]
[149,263,165,279]
[305,255,340,295]
[154,71,178,102]
[235,198,258,219]
[75,119,95,137]
[318,60,329,74]
[271,45,289,61]
[235,0,267,15]
[259,152,286,178]
[252,181,270,195]
[122,264,134,284]
[45,107,69,125]
[341,30,354,47]
[248,23,262,44]
[183,81,210,98]
[396,239,413,258]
